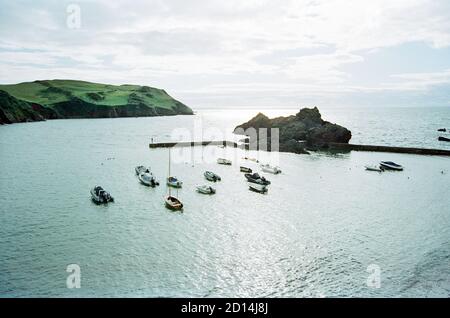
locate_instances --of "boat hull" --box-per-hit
[380,162,404,171]
[244,173,271,185]
[197,186,216,194]
[204,171,221,182]
[248,183,268,193]
[165,196,183,210]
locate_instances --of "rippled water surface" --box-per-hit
[0,107,449,297]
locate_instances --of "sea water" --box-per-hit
[0,107,449,297]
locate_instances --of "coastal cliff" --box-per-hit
[0,80,193,124]
[234,107,352,153]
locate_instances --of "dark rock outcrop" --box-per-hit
[234,107,351,154]
[0,90,60,125]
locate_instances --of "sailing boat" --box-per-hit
[165,149,183,211]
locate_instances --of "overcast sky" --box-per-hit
[1,0,449,108]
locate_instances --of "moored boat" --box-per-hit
[165,196,183,210]
[90,186,114,204]
[204,171,221,182]
[167,176,183,188]
[380,161,404,171]
[196,185,216,194]
[248,182,268,193]
[240,166,252,173]
[365,165,384,172]
[139,172,159,187]
[217,158,232,165]
[261,164,281,174]
[135,165,148,175]
[244,173,271,185]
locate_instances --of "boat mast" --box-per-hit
[168,149,171,196]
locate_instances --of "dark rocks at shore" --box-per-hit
[0,90,60,125]
[233,107,351,154]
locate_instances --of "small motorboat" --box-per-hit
[248,182,268,193]
[240,166,252,173]
[365,165,384,172]
[261,164,281,174]
[438,136,450,142]
[196,185,216,194]
[139,172,160,187]
[165,195,183,211]
[245,173,271,185]
[380,161,404,171]
[204,171,221,182]
[217,158,232,165]
[90,186,114,204]
[135,165,149,175]
[167,176,183,188]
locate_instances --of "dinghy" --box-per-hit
[139,172,159,187]
[380,161,404,171]
[245,173,271,185]
[204,171,221,182]
[90,186,114,204]
[165,196,183,210]
[135,165,148,175]
[248,182,268,193]
[365,165,384,172]
[196,185,216,194]
[261,164,281,174]
[240,166,252,173]
[217,158,232,165]
[167,176,183,188]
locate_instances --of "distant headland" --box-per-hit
[0,80,193,125]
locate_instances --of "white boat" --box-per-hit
[196,185,216,194]
[240,166,252,173]
[165,149,183,211]
[261,164,281,174]
[248,182,268,193]
[139,172,159,187]
[204,171,221,182]
[90,186,114,204]
[365,165,384,172]
[380,161,404,171]
[167,176,182,188]
[245,173,271,185]
[217,158,232,165]
[242,157,259,163]
[135,165,149,175]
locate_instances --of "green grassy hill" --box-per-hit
[0,80,193,124]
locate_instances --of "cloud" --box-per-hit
[0,0,449,106]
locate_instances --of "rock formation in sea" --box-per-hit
[233,107,352,154]
[0,80,193,125]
